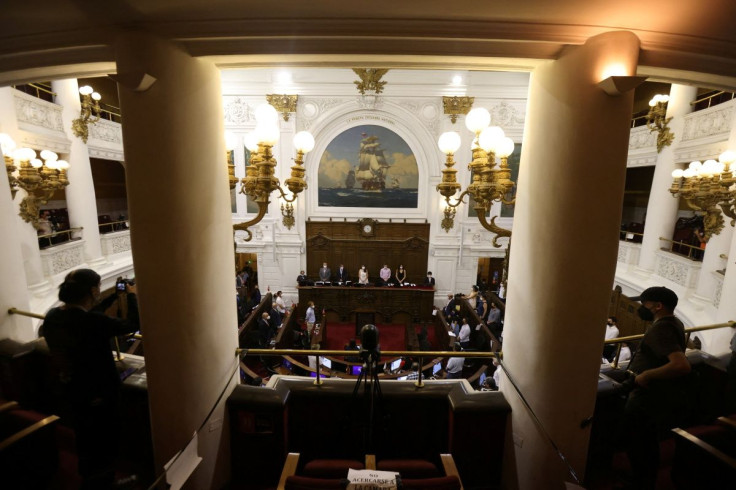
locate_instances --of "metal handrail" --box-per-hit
[690,90,735,108]
[12,82,56,98]
[38,227,83,248]
[659,235,703,259]
[98,220,129,233]
[604,321,734,368]
[237,347,499,388]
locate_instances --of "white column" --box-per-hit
[636,84,698,274]
[0,137,35,342]
[692,105,736,305]
[51,79,105,266]
[709,231,736,354]
[115,32,238,489]
[502,31,640,488]
[0,87,51,294]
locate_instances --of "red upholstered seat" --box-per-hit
[302,458,364,478]
[377,458,440,478]
[284,475,347,489]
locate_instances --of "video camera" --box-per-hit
[359,324,381,364]
[116,277,135,292]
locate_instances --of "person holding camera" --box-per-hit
[620,286,691,490]
[41,268,140,489]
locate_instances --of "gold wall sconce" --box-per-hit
[443,96,474,124]
[71,85,102,143]
[235,104,314,240]
[436,108,516,246]
[1,134,70,229]
[266,94,298,121]
[670,151,736,242]
[647,94,673,153]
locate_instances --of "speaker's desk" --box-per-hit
[297,285,435,326]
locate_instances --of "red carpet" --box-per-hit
[323,323,407,351]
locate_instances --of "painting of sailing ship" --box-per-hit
[318,125,418,208]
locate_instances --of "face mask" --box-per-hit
[637,305,654,322]
[606,322,612,326]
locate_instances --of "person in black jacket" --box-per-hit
[41,268,140,489]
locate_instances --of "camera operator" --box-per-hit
[41,268,140,489]
[620,286,691,490]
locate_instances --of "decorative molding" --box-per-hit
[628,125,657,150]
[297,97,348,132]
[100,230,131,256]
[88,118,122,144]
[39,239,85,277]
[681,104,734,142]
[713,272,723,309]
[223,97,255,124]
[617,241,641,265]
[395,99,440,134]
[654,251,701,288]
[13,90,64,132]
[489,101,525,129]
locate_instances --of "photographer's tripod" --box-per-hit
[352,349,383,454]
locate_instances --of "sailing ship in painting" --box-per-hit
[355,133,390,191]
[345,169,355,189]
[318,125,417,208]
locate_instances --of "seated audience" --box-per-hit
[446,343,464,379]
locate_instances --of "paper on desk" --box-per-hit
[164,432,203,490]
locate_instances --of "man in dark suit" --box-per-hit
[297,270,308,285]
[336,264,349,283]
[424,271,435,286]
[258,312,271,347]
[319,262,331,283]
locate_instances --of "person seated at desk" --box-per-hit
[297,270,308,285]
[379,264,391,286]
[358,265,369,285]
[424,271,435,287]
[335,264,349,284]
[395,264,407,285]
[318,262,331,283]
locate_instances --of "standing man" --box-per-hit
[603,316,619,362]
[336,264,349,283]
[319,262,331,283]
[621,286,691,490]
[305,301,316,341]
[258,312,272,347]
[379,264,391,286]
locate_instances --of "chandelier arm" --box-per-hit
[233,201,268,242]
[720,201,736,227]
[276,185,298,203]
[445,190,469,209]
[475,212,512,248]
